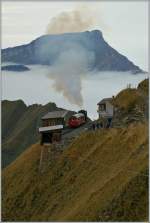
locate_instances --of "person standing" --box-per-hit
[92,123,95,130]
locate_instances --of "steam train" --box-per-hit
[68,110,87,128]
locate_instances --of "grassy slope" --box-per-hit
[2,122,148,221]
[2,100,58,168]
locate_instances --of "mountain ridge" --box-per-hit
[2,30,143,73]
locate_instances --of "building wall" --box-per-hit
[42,118,64,127]
[106,101,114,116]
[98,102,114,118]
[40,129,62,145]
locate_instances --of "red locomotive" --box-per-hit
[68,110,87,128]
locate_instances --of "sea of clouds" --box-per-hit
[2,65,148,120]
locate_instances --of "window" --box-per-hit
[99,104,106,111]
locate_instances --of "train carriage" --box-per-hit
[68,113,86,128]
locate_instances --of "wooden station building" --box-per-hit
[97,98,114,119]
[97,98,115,128]
[39,110,74,145]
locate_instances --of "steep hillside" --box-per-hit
[2,78,149,221]
[112,78,149,127]
[2,30,142,73]
[2,122,148,221]
[2,100,60,168]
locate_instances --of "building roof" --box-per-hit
[42,110,68,120]
[97,97,112,105]
[39,125,63,132]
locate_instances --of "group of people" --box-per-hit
[92,122,103,130]
[92,118,112,130]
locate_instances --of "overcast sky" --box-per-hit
[2,1,148,71]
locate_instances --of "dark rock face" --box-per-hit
[2,64,30,72]
[1,30,143,73]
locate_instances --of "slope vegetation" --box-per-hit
[112,78,149,127]
[2,122,148,221]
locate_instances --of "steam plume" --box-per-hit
[48,43,95,107]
